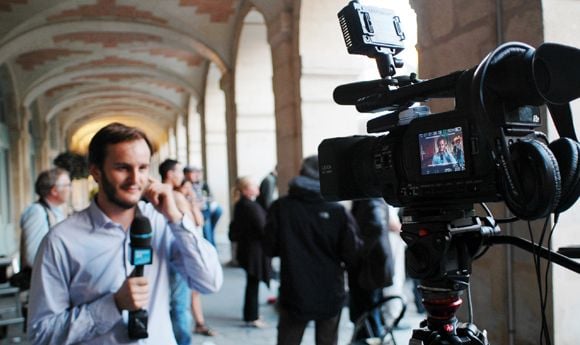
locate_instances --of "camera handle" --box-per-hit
[486,235,580,274]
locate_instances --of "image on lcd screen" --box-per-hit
[419,127,466,175]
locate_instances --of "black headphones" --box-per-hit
[472,42,580,220]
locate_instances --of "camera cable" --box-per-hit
[528,218,553,345]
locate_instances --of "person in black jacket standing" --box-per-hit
[229,176,272,327]
[264,155,362,345]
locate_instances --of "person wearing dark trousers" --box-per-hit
[349,198,395,341]
[264,155,362,345]
[229,176,272,327]
[277,308,341,345]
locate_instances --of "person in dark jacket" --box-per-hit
[349,198,395,341]
[257,166,278,211]
[264,155,362,345]
[229,176,272,327]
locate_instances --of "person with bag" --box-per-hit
[348,198,395,341]
[16,167,71,290]
[229,176,272,328]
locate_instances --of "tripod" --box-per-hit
[400,206,497,345]
[400,205,580,344]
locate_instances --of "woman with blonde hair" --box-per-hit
[229,176,272,327]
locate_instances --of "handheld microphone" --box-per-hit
[128,215,153,340]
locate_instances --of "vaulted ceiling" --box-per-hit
[0,0,284,152]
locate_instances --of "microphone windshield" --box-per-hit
[130,215,152,248]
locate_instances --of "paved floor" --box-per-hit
[0,238,426,345]
[188,239,425,345]
[192,264,423,345]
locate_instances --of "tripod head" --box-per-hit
[400,205,498,344]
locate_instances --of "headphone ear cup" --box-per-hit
[501,139,561,220]
[549,138,580,213]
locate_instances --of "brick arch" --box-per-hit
[24,65,198,110]
[51,90,181,129]
[65,112,172,154]
[0,64,19,128]
[0,20,228,73]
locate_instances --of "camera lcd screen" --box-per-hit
[418,127,466,175]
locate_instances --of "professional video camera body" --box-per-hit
[319,1,580,344]
[321,1,580,221]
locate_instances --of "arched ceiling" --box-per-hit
[0,0,256,153]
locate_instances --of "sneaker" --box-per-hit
[245,319,267,328]
[194,324,217,336]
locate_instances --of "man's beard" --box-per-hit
[100,168,140,210]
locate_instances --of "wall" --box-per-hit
[542,1,580,344]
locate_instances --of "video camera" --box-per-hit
[319,2,580,344]
[319,1,580,221]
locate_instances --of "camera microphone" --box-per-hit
[128,215,153,340]
[333,79,389,105]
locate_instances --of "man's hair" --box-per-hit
[159,159,179,181]
[35,168,68,198]
[183,165,201,174]
[88,122,153,168]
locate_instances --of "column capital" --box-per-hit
[268,8,294,49]
[219,70,234,91]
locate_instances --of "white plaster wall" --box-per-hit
[300,0,418,157]
[235,9,276,184]
[542,1,580,344]
[187,98,203,167]
[205,64,230,240]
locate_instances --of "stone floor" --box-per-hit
[0,238,426,345]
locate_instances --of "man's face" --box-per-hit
[191,171,202,183]
[53,173,72,205]
[437,139,446,153]
[168,163,184,188]
[91,139,151,210]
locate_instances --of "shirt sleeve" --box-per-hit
[20,204,50,268]
[169,213,223,293]
[27,234,122,345]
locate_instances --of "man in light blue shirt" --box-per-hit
[20,167,71,270]
[27,123,223,344]
[431,137,457,166]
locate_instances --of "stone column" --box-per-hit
[268,6,303,195]
[220,72,238,198]
[409,1,546,344]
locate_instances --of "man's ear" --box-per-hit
[48,185,59,198]
[89,164,100,183]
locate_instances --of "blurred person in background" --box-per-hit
[264,155,361,345]
[160,159,216,344]
[229,176,272,328]
[183,166,222,246]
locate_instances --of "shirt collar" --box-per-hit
[88,199,123,232]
